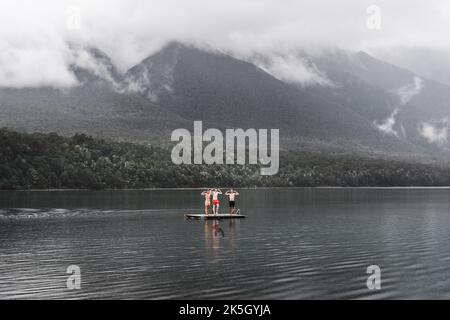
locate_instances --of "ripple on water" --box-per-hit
[2,189,450,299]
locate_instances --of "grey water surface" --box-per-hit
[1,188,450,299]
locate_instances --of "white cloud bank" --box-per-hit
[374,108,400,137]
[396,76,424,105]
[1,0,450,87]
[252,53,333,86]
[374,76,424,137]
[418,120,448,145]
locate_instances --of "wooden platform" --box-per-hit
[185,213,246,220]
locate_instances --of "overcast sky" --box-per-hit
[1,0,449,87]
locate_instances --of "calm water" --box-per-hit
[1,188,450,299]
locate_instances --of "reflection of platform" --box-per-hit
[185,213,246,220]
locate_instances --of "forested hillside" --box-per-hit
[1,128,450,189]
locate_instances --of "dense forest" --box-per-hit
[1,128,450,189]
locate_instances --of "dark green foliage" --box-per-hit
[1,128,450,189]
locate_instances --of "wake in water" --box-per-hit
[0,208,198,220]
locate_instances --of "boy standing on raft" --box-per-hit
[211,188,222,215]
[225,188,239,215]
[201,189,212,215]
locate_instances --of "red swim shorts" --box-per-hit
[212,199,219,205]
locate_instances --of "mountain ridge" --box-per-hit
[2,41,450,162]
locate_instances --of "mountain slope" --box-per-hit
[0,85,192,144]
[3,128,450,189]
[0,47,191,144]
[304,50,450,152]
[2,43,450,160]
[126,42,414,154]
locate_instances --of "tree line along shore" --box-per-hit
[1,128,450,190]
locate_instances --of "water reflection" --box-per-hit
[228,219,236,252]
[204,220,224,257]
[202,219,239,257]
[2,188,450,299]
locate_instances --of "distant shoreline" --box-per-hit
[2,186,450,192]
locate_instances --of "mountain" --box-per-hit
[0,47,191,144]
[373,47,450,87]
[2,42,450,161]
[301,50,450,152]
[69,46,124,86]
[125,42,416,155]
[0,86,192,144]
[244,47,450,156]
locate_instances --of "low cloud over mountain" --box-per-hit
[2,0,450,88]
[1,41,450,161]
[2,1,450,164]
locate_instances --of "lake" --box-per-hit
[1,188,450,299]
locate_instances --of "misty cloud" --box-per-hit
[374,108,400,137]
[0,39,78,88]
[372,47,450,87]
[71,47,119,87]
[418,120,448,145]
[1,0,450,87]
[252,53,333,86]
[396,76,424,105]
[374,76,425,136]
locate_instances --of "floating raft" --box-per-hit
[185,213,246,220]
